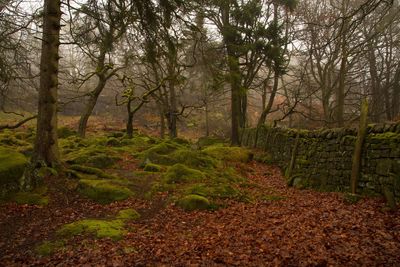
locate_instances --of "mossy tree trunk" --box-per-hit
[221,3,241,146]
[32,0,62,167]
[350,99,368,194]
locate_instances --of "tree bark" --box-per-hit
[254,71,279,147]
[32,0,61,166]
[221,3,241,145]
[78,75,107,137]
[205,101,210,137]
[126,99,134,138]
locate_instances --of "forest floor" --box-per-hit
[0,125,400,266]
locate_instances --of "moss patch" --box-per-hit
[69,164,118,180]
[64,146,121,168]
[196,137,226,148]
[169,149,218,169]
[203,145,253,162]
[12,192,49,206]
[57,219,126,240]
[78,179,133,204]
[0,148,28,185]
[116,208,140,221]
[143,163,162,172]
[177,194,210,211]
[163,164,205,184]
[35,240,65,256]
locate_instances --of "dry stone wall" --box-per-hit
[241,123,400,197]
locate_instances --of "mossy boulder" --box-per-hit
[116,208,140,221]
[69,164,118,180]
[78,179,133,204]
[0,148,28,196]
[57,219,126,240]
[138,141,183,165]
[64,146,121,168]
[169,149,218,169]
[203,145,253,162]
[164,164,205,184]
[196,137,226,148]
[143,163,162,172]
[176,194,210,211]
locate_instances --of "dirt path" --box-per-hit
[1,162,400,266]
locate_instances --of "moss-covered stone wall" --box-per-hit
[241,123,400,197]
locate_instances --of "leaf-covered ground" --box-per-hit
[1,157,400,266]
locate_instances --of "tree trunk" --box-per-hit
[32,0,61,167]
[78,76,106,137]
[126,99,134,139]
[254,71,279,147]
[239,93,247,128]
[392,67,400,119]
[366,40,383,122]
[205,101,210,137]
[221,3,241,145]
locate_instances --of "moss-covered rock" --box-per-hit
[143,163,162,172]
[196,137,226,148]
[35,240,65,256]
[163,164,205,184]
[138,141,183,165]
[12,192,49,205]
[169,149,218,169]
[64,146,121,168]
[57,219,126,240]
[116,208,140,221]
[69,164,118,180]
[203,145,253,162]
[0,148,28,195]
[176,194,210,211]
[78,179,133,204]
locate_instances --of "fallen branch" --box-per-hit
[0,115,37,131]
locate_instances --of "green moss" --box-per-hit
[57,219,126,240]
[196,137,226,148]
[171,137,191,145]
[169,149,218,169]
[163,164,205,184]
[144,163,162,172]
[138,141,183,165]
[106,137,122,147]
[176,194,210,211]
[12,192,49,206]
[202,145,253,162]
[57,127,76,138]
[64,146,121,168]
[116,208,140,221]
[38,167,58,178]
[69,164,118,180]
[35,240,64,256]
[0,148,28,184]
[78,179,133,204]
[185,183,211,197]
